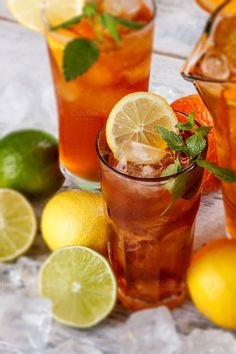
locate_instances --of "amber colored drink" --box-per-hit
[182,1,236,238]
[45,1,156,189]
[96,125,205,311]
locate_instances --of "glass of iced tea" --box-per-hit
[96,113,206,311]
[43,0,156,190]
[182,0,236,238]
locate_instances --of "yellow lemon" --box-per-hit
[187,238,236,329]
[41,190,107,255]
[7,0,85,32]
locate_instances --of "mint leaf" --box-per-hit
[114,17,145,30]
[63,39,99,81]
[83,2,97,17]
[156,126,186,153]
[161,164,177,178]
[161,156,182,177]
[186,134,206,158]
[195,126,212,138]
[197,160,236,183]
[50,15,83,31]
[175,112,195,131]
[100,13,120,43]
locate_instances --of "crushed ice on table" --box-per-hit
[0,294,51,353]
[1,258,236,353]
[117,307,181,354]
[0,257,41,296]
[178,329,236,354]
[173,302,217,334]
[44,338,103,354]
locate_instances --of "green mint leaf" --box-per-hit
[161,164,177,178]
[186,134,206,158]
[100,13,120,43]
[63,39,100,81]
[114,17,145,30]
[161,156,182,177]
[188,112,195,125]
[156,126,186,153]
[50,15,83,31]
[195,126,212,138]
[83,2,97,17]
[197,160,236,183]
[175,112,195,131]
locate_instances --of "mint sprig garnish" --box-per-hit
[114,17,145,30]
[63,39,99,81]
[175,112,195,131]
[186,134,206,158]
[50,15,83,31]
[100,13,120,44]
[82,2,97,18]
[157,112,236,183]
[156,127,187,154]
[197,160,236,183]
[50,2,145,81]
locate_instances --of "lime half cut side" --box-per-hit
[39,246,117,328]
[0,189,37,262]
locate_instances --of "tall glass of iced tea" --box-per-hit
[182,0,236,238]
[96,117,205,311]
[43,0,156,190]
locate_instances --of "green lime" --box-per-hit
[39,246,117,328]
[0,189,37,262]
[0,129,64,200]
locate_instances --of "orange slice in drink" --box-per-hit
[106,92,178,163]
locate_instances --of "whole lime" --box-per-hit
[0,129,64,200]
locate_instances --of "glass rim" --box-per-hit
[42,0,157,38]
[182,0,236,84]
[96,110,207,183]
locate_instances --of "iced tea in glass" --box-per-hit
[96,118,205,311]
[44,0,156,190]
[182,0,236,238]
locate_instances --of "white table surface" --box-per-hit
[0,0,229,351]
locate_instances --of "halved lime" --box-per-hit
[0,189,37,262]
[39,246,117,328]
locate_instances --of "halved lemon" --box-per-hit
[7,0,85,32]
[106,92,178,164]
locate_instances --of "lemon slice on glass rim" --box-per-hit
[7,0,85,32]
[106,92,178,164]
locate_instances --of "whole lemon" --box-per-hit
[187,238,236,329]
[41,190,108,255]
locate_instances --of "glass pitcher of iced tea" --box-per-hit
[182,0,236,238]
[43,0,156,191]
